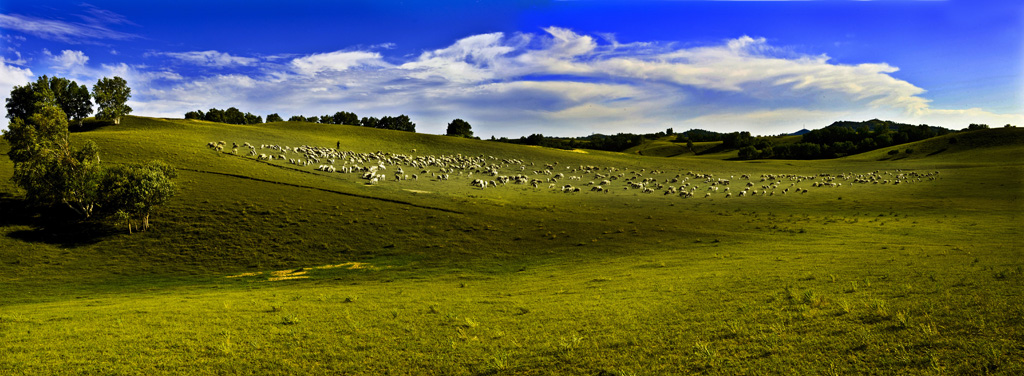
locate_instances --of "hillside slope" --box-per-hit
[1,117,1022,375]
[849,126,1024,163]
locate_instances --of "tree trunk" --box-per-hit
[143,213,150,231]
[65,201,91,219]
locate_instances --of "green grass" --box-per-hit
[1,118,1022,374]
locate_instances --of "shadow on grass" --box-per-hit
[69,118,116,133]
[0,193,116,248]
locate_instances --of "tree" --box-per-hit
[5,83,39,121]
[332,111,358,125]
[266,113,283,123]
[224,107,246,125]
[319,115,332,124]
[446,118,473,138]
[244,113,262,125]
[92,76,132,125]
[99,160,176,232]
[360,116,379,128]
[184,110,205,120]
[204,108,225,123]
[288,115,306,122]
[51,78,93,126]
[722,131,753,148]
[738,145,759,160]
[2,104,102,218]
[967,123,990,130]
[378,115,415,132]
[6,76,91,125]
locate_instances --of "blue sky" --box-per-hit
[1,0,1021,136]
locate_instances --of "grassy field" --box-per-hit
[1,118,1022,375]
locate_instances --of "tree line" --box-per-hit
[185,108,263,125]
[490,130,669,152]
[185,109,418,132]
[3,75,173,233]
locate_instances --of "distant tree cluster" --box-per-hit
[186,107,418,133]
[185,108,262,125]
[739,120,953,160]
[285,111,359,125]
[3,76,173,233]
[359,115,416,132]
[673,129,729,143]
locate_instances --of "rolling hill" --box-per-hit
[1,117,1021,375]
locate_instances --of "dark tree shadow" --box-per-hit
[69,118,115,133]
[0,193,117,248]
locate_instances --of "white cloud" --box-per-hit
[48,49,90,72]
[20,27,1012,136]
[290,50,389,76]
[0,57,34,122]
[155,50,259,67]
[400,32,519,83]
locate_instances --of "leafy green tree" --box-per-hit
[722,131,753,148]
[204,108,225,123]
[738,145,759,160]
[332,111,358,125]
[266,113,283,123]
[288,115,306,122]
[92,76,132,124]
[224,107,246,125]
[2,104,102,218]
[6,76,91,125]
[51,78,93,126]
[360,116,379,128]
[99,160,177,232]
[967,123,990,130]
[446,118,473,138]
[184,110,204,120]
[244,113,262,125]
[5,83,40,121]
[319,115,333,124]
[378,115,415,132]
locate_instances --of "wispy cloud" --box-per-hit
[290,51,390,76]
[0,6,138,44]
[149,50,260,68]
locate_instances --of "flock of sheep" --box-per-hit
[206,140,940,199]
